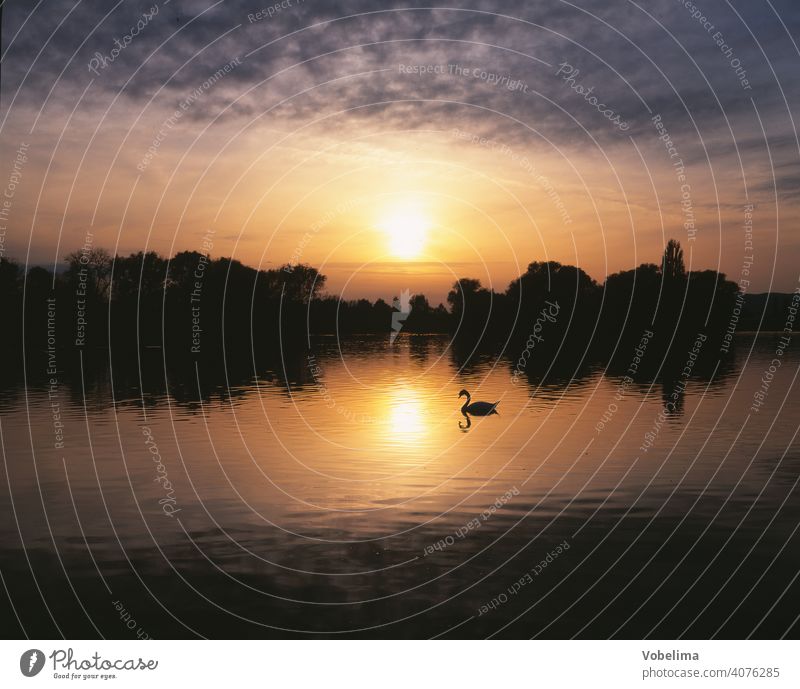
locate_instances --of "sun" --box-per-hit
[379,207,429,258]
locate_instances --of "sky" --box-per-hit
[1,0,799,304]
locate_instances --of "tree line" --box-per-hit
[0,240,753,376]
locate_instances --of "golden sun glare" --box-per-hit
[379,207,429,259]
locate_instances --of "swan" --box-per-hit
[458,389,499,416]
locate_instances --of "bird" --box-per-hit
[458,389,499,416]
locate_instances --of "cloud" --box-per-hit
[3,1,797,142]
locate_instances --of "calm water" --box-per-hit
[1,334,799,638]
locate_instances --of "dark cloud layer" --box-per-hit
[4,0,798,142]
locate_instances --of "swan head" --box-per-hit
[458,388,469,398]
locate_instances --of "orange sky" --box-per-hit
[1,2,798,304]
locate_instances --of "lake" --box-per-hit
[1,333,798,638]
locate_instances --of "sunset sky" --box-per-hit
[1,0,799,303]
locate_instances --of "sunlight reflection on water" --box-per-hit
[1,334,798,637]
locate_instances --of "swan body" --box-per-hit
[458,389,499,416]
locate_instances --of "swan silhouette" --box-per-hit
[458,389,499,416]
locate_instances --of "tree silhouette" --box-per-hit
[662,239,685,280]
[64,247,113,301]
[281,263,326,303]
[0,257,21,298]
[447,278,482,319]
[112,251,168,302]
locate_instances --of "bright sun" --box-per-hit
[379,208,429,258]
